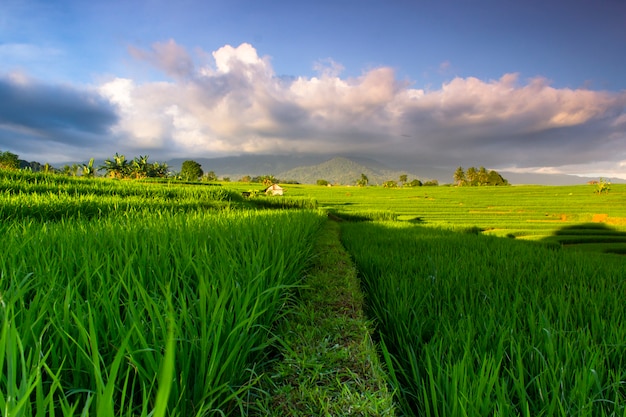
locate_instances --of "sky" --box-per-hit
[1,0,626,179]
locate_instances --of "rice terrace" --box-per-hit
[1,165,625,416]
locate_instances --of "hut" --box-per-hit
[264,184,284,196]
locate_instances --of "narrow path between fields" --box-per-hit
[255,219,396,416]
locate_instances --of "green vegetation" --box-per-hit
[179,159,204,181]
[0,168,324,415]
[1,165,625,416]
[256,221,395,416]
[276,183,626,255]
[454,165,508,186]
[341,221,626,416]
[0,150,20,170]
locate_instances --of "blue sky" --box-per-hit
[1,0,626,179]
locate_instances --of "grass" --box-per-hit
[340,221,626,416]
[241,182,626,255]
[0,170,326,415]
[3,170,625,415]
[252,220,395,416]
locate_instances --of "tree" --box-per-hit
[81,158,96,177]
[478,166,489,185]
[239,175,251,183]
[100,153,130,178]
[180,160,203,181]
[383,180,398,188]
[487,170,507,186]
[466,167,477,186]
[399,174,408,185]
[317,179,329,186]
[356,173,369,187]
[131,155,150,179]
[204,170,218,181]
[408,179,422,187]
[595,178,611,194]
[262,175,276,187]
[453,166,466,186]
[149,161,169,178]
[0,150,20,170]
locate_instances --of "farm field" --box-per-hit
[0,170,325,415]
[268,183,626,255]
[2,170,625,416]
[340,221,626,416]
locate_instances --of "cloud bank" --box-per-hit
[2,41,626,178]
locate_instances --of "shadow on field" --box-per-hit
[541,223,626,255]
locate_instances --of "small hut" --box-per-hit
[264,183,284,196]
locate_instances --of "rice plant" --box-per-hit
[341,221,626,416]
[0,180,324,416]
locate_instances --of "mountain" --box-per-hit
[166,154,626,185]
[277,156,424,185]
[167,154,327,180]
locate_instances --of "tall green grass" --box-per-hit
[1,204,323,415]
[282,183,626,254]
[0,169,242,221]
[341,222,626,416]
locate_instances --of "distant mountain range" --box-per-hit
[50,154,624,186]
[166,154,624,186]
[168,155,431,185]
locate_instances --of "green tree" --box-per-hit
[204,170,218,181]
[239,175,251,183]
[262,175,277,187]
[408,179,422,187]
[453,166,466,186]
[100,153,130,178]
[149,161,169,178]
[131,155,150,179]
[180,160,203,181]
[356,173,369,187]
[595,178,611,194]
[487,170,508,186]
[0,150,20,170]
[317,179,329,186]
[399,174,408,185]
[383,180,398,188]
[466,167,478,186]
[82,158,96,178]
[478,166,489,185]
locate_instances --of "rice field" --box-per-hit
[0,170,324,416]
[340,221,626,416]
[3,171,626,416]
[280,183,626,255]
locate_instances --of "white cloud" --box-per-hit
[17,40,622,177]
[93,42,626,174]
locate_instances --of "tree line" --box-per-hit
[1,149,290,185]
[453,166,509,186]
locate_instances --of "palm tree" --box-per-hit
[453,166,466,186]
[149,161,169,178]
[262,175,277,187]
[99,153,130,178]
[82,158,95,178]
[131,155,150,179]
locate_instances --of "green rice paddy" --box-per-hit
[1,170,625,415]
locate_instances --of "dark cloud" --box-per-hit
[0,74,119,145]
